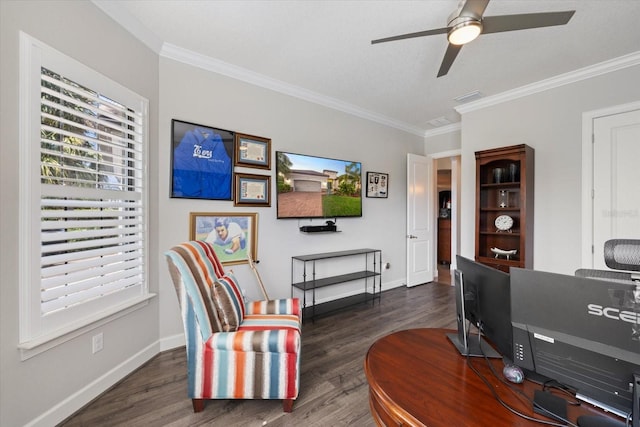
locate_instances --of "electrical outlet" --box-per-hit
[384,262,390,270]
[92,332,103,354]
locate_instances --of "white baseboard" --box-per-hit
[160,332,185,351]
[25,341,159,427]
[383,278,406,290]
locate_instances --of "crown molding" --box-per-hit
[423,122,462,138]
[430,148,462,159]
[455,51,640,115]
[160,43,426,137]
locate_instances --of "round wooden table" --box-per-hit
[364,328,614,426]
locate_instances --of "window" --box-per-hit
[19,33,150,354]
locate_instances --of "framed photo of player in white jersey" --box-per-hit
[170,119,235,200]
[189,212,258,266]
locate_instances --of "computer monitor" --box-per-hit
[510,267,640,421]
[447,255,512,360]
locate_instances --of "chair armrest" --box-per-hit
[245,298,301,318]
[206,328,300,353]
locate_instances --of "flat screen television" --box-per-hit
[510,267,640,421]
[276,151,362,219]
[447,255,513,360]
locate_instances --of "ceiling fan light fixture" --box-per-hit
[448,20,482,45]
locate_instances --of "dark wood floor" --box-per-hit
[60,274,455,426]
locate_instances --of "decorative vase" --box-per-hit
[493,167,505,183]
[508,163,519,182]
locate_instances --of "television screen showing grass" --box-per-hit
[276,151,362,219]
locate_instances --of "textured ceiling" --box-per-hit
[97,0,640,135]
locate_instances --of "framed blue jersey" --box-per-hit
[170,120,235,200]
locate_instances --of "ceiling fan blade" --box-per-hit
[459,0,490,19]
[437,43,463,77]
[482,11,575,34]
[371,27,448,44]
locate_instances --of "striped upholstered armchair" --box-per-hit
[165,241,301,413]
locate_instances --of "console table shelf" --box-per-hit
[292,270,380,290]
[291,248,382,321]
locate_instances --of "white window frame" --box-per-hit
[18,32,153,359]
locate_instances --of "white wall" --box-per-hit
[157,58,424,341]
[458,65,640,274]
[424,127,461,155]
[0,2,160,426]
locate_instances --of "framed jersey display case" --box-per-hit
[171,119,235,200]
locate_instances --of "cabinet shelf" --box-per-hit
[480,231,521,237]
[480,208,520,212]
[475,144,534,272]
[480,182,521,188]
[476,256,521,268]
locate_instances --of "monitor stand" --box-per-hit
[447,269,501,358]
[446,332,501,358]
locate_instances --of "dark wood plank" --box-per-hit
[59,279,456,426]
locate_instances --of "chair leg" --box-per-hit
[192,399,205,412]
[283,398,294,412]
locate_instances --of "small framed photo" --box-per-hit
[366,172,389,198]
[234,133,271,169]
[170,119,235,200]
[189,212,258,265]
[234,173,271,207]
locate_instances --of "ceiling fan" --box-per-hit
[371,0,575,77]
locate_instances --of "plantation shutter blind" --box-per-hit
[39,66,146,317]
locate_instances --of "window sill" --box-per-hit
[18,293,156,361]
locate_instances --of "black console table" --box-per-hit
[291,248,382,321]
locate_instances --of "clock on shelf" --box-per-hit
[495,215,514,232]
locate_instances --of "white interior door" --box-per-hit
[406,153,434,287]
[591,108,640,268]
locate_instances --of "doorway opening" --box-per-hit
[432,151,461,285]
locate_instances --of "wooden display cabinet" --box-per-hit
[475,144,534,272]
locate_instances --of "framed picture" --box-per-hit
[189,212,258,265]
[234,133,271,169]
[170,119,235,200]
[366,172,389,198]
[234,173,271,207]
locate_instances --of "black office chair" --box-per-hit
[575,239,640,283]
